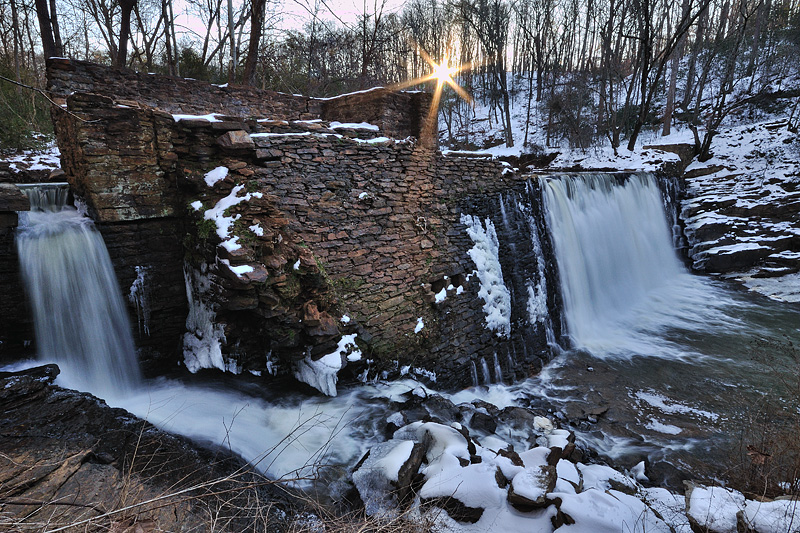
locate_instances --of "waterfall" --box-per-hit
[15,185,141,396]
[479,357,491,385]
[492,352,503,383]
[541,173,687,352]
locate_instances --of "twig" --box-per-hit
[0,74,97,124]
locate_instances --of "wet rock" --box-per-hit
[396,443,427,501]
[0,183,30,212]
[469,410,497,434]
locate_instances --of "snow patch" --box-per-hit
[460,214,511,337]
[204,166,228,187]
[329,121,380,131]
[172,113,223,123]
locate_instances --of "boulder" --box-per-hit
[507,464,557,511]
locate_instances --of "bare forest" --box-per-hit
[1,0,799,155]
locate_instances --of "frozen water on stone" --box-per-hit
[461,214,512,337]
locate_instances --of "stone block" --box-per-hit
[216,130,255,150]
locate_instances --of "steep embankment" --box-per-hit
[681,120,800,302]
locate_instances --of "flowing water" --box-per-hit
[15,185,141,397]
[11,175,800,490]
[512,173,800,482]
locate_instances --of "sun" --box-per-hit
[387,43,475,148]
[431,59,458,84]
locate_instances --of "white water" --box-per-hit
[16,193,141,397]
[542,173,738,357]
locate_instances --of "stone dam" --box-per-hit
[0,59,563,391]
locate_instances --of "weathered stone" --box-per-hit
[307,314,339,337]
[217,130,255,150]
[0,183,31,211]
[303,300,322,325]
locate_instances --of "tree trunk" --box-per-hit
[116,0,136,67]
[242,0,266,85]
[48,0,62,55]
[163,0,175,76]
[34,0,57,59]
[227,0,236,82]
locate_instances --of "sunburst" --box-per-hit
[389,42,474,146]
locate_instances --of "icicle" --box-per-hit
[470,361,479,388]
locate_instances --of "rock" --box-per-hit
[0,363,59,382]
[685,164,726,178]
[394,442,426,504]
[216,130,255,150]
[469,410,497,434]
[421,496,484,523]
[303,300,322,325]
[507,464,557,511]
[0,369,301,531]
[307,313,339,337]
[0,183,31,212]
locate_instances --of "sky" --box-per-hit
[172,0,408,41]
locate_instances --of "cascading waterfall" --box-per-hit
[541,173,689,352]
[15,184,141,397]
[492,352,503,383]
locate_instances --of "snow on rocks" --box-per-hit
[679,120,800,301]
[461,214,512,337]
[203,184,263,241]
[352,412,679,533]
[204,166,229,187]
[293,334,360,396]
[685,482,799,533]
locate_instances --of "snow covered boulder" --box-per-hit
[685,482,745,533]
[352,439,426,517]
[685,482,800,533]
[507,464,557,511]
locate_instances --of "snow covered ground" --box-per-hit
[679,120,800,302]
[0,141,61,183]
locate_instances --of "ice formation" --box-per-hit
[294,334,360,396]
[460,214,512,337]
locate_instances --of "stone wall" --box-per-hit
[0,185,33,357]
[45,62,557,390]
[47,59,434,144]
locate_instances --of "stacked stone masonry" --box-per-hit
[45,60,554,389]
